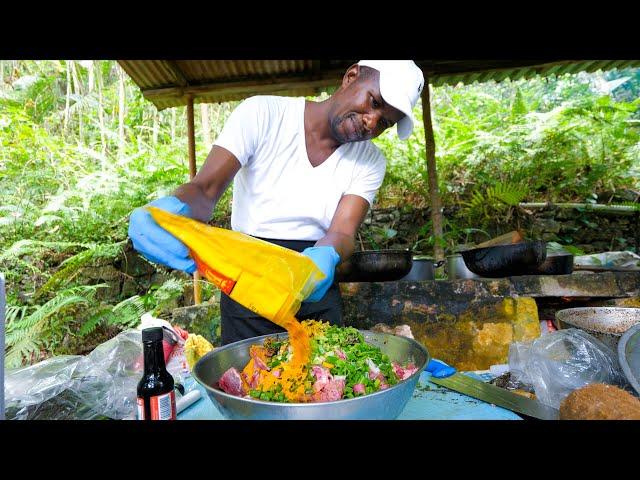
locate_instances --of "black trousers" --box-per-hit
[220,238,344,345]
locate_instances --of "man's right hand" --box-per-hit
[128,196,197,274]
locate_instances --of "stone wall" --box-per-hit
[357,205,639,255]
[208,202,639,254]
[524,207,639,254]
[78,242,191,304]
[340,281,541,370]
[340,272,640,370]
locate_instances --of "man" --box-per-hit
[129,60,425,345]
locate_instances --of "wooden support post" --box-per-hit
[186,95,197,178]
[421,80,444,262]
[186,95,202,304]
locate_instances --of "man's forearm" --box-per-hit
[173,183,218,222]
[172,146,242,223]
[314,232,356,263]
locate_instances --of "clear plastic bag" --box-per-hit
[574,251,640,269]
[5,328,189,420]
[508,328,626,409]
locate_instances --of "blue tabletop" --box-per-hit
[177,371,522,420]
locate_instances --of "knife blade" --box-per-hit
[429,373,559,420]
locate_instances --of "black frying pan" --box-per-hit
[460,241,547,278]
[335,249,413,282]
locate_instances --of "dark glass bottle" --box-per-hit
[136,327,176,420]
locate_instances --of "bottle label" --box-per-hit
[137,391,176,420]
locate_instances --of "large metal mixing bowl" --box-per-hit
[618,323,640,397]
[555,307,640,351]
[192,331,430,420]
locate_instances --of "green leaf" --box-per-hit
[510,88,528,119]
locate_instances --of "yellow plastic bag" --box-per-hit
[146,206,325,327]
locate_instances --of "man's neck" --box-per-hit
[304,99,341,152]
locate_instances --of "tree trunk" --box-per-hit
[200,103,212,148]
[171,108,176,141]
[117,65,126,158]
[70,61,84,143]
[70,60,82,95]
[187,97,197,179]
[87,61,95,93]
[152,109,159,145]
[421,81,445,263]
[10,60,18,82]
[186,96,201,304]
[212,104,221,138]
[95,61,107,159]
[64,61,71,133]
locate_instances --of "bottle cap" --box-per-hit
[142,327,164,342]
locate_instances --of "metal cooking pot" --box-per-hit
[399,257,445,281]
[555,307,640,351]
[335,249,413,283]
[460,241,547,278]
[192,331,430,420]
[446,254,480,280]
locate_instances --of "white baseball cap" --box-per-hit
[357,60,424,140]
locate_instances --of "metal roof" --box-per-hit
[118,60,640,110]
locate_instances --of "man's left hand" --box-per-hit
[301,246,341,302]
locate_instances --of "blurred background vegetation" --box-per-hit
[1,60,638,367]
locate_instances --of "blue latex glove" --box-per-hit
[301,246,341,302]
[425,359,457,378]
[128,196,197,274]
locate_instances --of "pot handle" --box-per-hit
[434,260,445,268]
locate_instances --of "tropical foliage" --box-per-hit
[374,69,640,248]
[1,61,638,367]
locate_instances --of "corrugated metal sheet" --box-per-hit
[428,60,640,86]
[118,60,640,110]
[172,59,312,82]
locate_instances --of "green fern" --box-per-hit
[77,307,114,337]
[34,241,125,299]
[467,190,488,213]
[510,87,528,119]
[109,295,147,327]
[5,305,30,325]
[0,239,92,263]
[148,277,189,313]
[490,183,528,206]
[466,182,528,210]
[464,182,529,229]
[5,284,106,368]
[78,294,147,337]
[76,278,190,338]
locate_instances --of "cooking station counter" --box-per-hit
[341,271,640,302]
[339,271,640,371]
[177,371,523,420]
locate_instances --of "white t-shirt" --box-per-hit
[214,95,387,241]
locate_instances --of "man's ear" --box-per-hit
[341,64,360,89]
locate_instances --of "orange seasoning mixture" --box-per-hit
[239,320,327,402]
